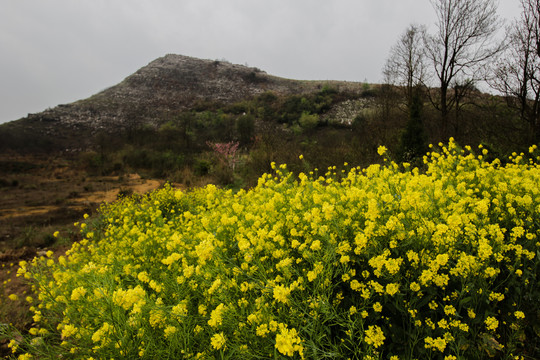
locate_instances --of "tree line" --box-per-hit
[383,0,540,147]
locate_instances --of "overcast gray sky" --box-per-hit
[0,0,521,124]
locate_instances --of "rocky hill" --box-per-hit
[0,54,365,153]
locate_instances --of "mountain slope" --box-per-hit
[0,54,364,153]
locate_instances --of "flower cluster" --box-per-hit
[11,140,540,359]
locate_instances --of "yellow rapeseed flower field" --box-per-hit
[5,139,540,359]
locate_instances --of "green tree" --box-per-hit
[398,87,428,163]
[236,113,255,146]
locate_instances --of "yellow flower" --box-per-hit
[164,325,177,338]
[61,324,78,338]
[8,339,19,353]
[310,240,321,251]
[444,305,456,316]
[208,303,226,328]
[424,336,447,352]
[364,325,385,348]
[385,283,399,296]
[514,311,525,319]
[438,319,449,329]
[161,252,181,266]
[256,324,269,337]
[377,145,388,156]
[489,292,504,302]
[273,285,291,304]
[91,322,112,343]
[350,279,362,291]
[70,286,87,301]
[247,313,258,325]
[373,302,382,312]
[485,316,499,331]
[275,327,304,357]
[172,301,188,318]
[211,332,227,350]
[32,311,42,322]
[409,282,421,292]
[149,309,167,328]
[484,267,498,278]
[137,271,150,283]
[112,286,146,310]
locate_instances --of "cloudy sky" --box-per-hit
[0,0,521,124]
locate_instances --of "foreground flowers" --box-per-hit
[8,140,540,359]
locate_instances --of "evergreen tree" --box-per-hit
[398,87,428,163]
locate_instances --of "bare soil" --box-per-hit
[0,156,163,257]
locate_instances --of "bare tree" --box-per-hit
[383,24,427,108]
[490,0,540,142]
[424,0,503,137]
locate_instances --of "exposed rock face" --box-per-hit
[113,54,302,105]
[322,99,372,126]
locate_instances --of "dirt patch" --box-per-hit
[70,174,162,206]
[0,154,165,257]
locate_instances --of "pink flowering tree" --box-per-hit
[207,141,240,171]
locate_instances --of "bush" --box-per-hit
[193,154,213,177]
[236,114,255,146]
[122,148,184,177]
[9,140,540,359]
[298,112,319,130]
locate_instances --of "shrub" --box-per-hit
[8,140,540,359]
[122,148,184,177]
[193,157,212,177]
[236,114,255,146]
[298,112,319,130]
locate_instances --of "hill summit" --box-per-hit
[0,54,363,152]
